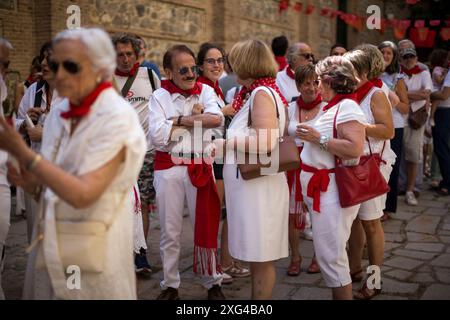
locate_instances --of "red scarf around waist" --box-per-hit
[287,146,305,230]
[301,163,335,213]
[60,81,112,119]
[232,77,288,112]
[161,79,202,97]
[114,63,140,77]
[154,151,221,275]
[197,76,224,101]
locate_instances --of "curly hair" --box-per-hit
[315,56,358,94]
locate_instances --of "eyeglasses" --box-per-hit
[402,54,416,60]
[177,65,199,76]
[298,53,314,60]
[205,57,225,65]
[48,59,82,75]
[0,59,10,69]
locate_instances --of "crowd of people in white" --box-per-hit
[0,28,449,300]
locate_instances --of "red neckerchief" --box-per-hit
[285,66,295,79]
[370,78,383,88]
[232,77,288,112]
[60,82,112,119]
[114,63,140,77]
[297,94,322,111]
[322,93,357,111]
[154,151,221,275]
[197,76,224,101]
[161,79,202,97]
[401,65,423,77]
[355,81,375,104]
[275,56,288,71]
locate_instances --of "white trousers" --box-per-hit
[154,166,222,290]
[132,185,147,253]
[0,184,11,300]
[301,172,360,288]
[24,193,38,244]
[15,187,25,216]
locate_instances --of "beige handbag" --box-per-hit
[31,128,124,273]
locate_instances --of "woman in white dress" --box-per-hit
[213,39,289,299]
[0,28,146,299]
[296,56,366,299]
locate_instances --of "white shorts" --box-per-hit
[358,162,393,221]
[301,172,360,287]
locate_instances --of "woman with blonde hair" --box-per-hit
[0,28,146,299]
[345,45,395,300]
[296,55,366,299]
[213,39,289,299]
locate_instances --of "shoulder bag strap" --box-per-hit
[34,81,45,108]
[147,68,156,91]
[120,71,139,98]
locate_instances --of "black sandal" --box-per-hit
[436,188,449,196]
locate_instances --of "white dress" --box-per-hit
[23,87,147,299]
[223,86,289,262]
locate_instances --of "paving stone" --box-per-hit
[406,232,439,242]
[441,224,450,231]
[438,230,450,236]
[384,242,403,251]
[272,284,297,300]
[397,204,426,214]
[421,284,450,300]
[390,211,419,221]
[418,200,447,209]
[382,220,403,233]
[418,265,432,272]
[423,208,448,216]
[405,243,445,253]
[393,249,438,260]
[384,257,424,270]
[384,269,413,281]
[405,215,441,235]
[435,270,450,284]
[411,272,435,283]
[373,294,409,300]
[291,287,332,300]
[430,254,450,268]
[381,278,420,295]
[283,271,322,285]
[384,232,406,243]
[439,236,450,244]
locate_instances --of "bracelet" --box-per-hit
[26,153,42,172]
[177,115,183,126]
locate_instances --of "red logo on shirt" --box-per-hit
[126,90,134,98]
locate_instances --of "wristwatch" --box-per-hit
[319,135,330,151]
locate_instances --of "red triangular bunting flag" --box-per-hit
[414,20,425,28]
[410,27,436,48]
[440,28,450,41]
[430,20,440,27]
[304,4,314,15]
[293,2,303,12]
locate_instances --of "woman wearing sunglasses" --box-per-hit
[16,42,65,243]
[196,43,250,285]
[0,28,147,299]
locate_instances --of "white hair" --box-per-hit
[398,39,415,50]
[53,28,116,81]
[0,37,13,51]
[286,42,310,67]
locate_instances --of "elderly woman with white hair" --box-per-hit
[0,28,146,299]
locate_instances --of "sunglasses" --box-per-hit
[205,57,225,65]
[298,53,314,60]
[402,54,416,60]
[48,59,82,75]
[177,65,199,76]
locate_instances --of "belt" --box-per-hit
[301,163,335,213]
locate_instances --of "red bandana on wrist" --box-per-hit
[114,63,140,77]
[285,66,295,80]
[60,81,112,119]
[370,77,383,88]
[322,93,357,111]
[297,94,322,111]
[161,79,202,97]
[401,65,423,77]
[197,76,224,101]
[355,81,375,104]
[232,77,288,112]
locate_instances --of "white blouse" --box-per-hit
[276,68,299,103]
[300,99,367,169]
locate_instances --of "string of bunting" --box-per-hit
[277,0,450,42]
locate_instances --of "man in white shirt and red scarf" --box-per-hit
[148,45,225,300]
[113,33,161,276]
[276,42,314,103]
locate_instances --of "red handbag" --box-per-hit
[332,105,390,208]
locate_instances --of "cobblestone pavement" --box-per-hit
[3,182,450,300]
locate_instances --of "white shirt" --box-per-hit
[300,99,367,169]
[16,81,65,151]
[0,74,7,186]
[403,68,433,112]
[381,72,407,128]
[276,68,299,103]
[113,67,160,140]
[287,99,326,147]
[437,71,450,108]
[148,84,223,153]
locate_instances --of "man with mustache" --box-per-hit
[148,45,225,300]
